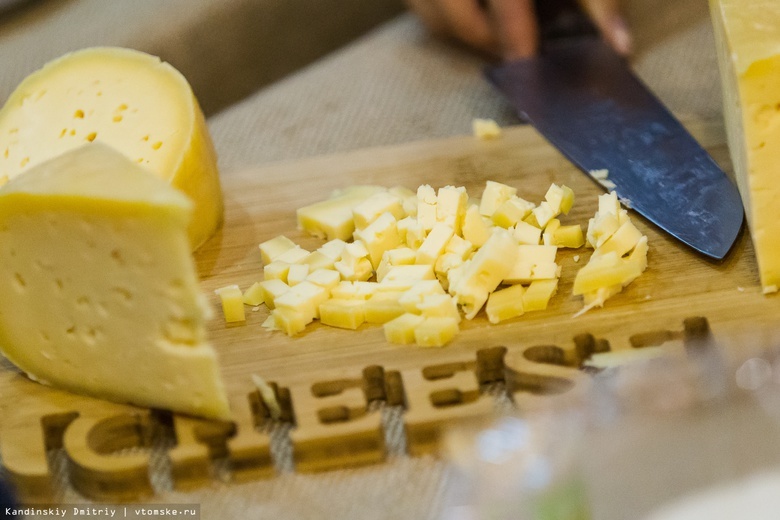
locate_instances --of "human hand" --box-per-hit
[405,0,632,60]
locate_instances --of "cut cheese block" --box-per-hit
[0,47,222,250]
[711,1,780,292]
[0,143,230,420]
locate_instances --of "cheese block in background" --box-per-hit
[710,1,780,293]
[0,47,222,250]
[0,143,230,420]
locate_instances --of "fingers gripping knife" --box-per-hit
[485,0,743,260]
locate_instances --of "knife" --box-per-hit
[484,0,743,260]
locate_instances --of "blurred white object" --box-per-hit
[642,470,780,520]
[441,409,590,520]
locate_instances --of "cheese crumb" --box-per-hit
[472,118,502,140]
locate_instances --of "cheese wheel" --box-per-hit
[0,47,222,250]
[0,143,230,420]
[711,1,780,292]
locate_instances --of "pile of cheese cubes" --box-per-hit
[217,181,648,347]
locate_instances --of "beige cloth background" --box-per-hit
[0,0,731,518]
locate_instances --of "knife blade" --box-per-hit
[484,0,743,260]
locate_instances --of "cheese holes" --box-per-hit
[86,132,97,142]
[74,109,85,119]
[152,141,162,150]
[13,272,26,290]
[112,287,133,302]
[110,249,125,266]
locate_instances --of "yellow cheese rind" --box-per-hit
[711,0,780,291]
[0,47,222,250]
[0,144,229,419]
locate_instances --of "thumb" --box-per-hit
[579,0,631,55]
[487,0,539,60]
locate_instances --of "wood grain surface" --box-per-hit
[194,118,778,393]
[2,119,779,501]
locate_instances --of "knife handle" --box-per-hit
[534,0,598,47]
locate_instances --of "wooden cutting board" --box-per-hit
[2,119,779,502]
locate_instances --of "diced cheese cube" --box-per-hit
[376,247,417,281]
[553,225,585,248]
[301,251,336,272]
[352,191,405,229]
[542,219,561,246]
[215,285,246,323]
[572,254,642,296]
[593,220,643,259]
[306,268,341,291]
[416,293,461,323]
[517,244,558,264]
[297,185,385,240]
[544,184,575,215]
[414,317,459,347]
[242,282,265,306]
[492,196,535,228]
[286,263,310,286]
[259,235,297,264]
[531,262,561,280]
[334,241,373,281]
[479,181,517,217]
[263,261,290,283]
[486,284,525,323]
[382,264,435,282]
[417,184,438,231]
[274,281,329,323]
[598,191,621,216]
[260,279,290,310]
[513,220,542,245]
[503,261,534,284]
[416,222,455,265]
[354,211,401,269]
[472,118,502,140]
[387,186,416,218]
[445,235,474,259]
[531,201,556,229]
[587,212,620,249]
[365,298,406,324]
[398,216,426,249]
[522,279,559,312]
[436,186,468,233]
[434,252,464,278]
[319,299,366,329]
[450,229,518,319]
[275,246,310,264]
[330,281,379,300]
[384,313,426,345]
[399,280,446,312]
[318,239,348,260]
[462,204,492,247]
[272,307,307,336]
